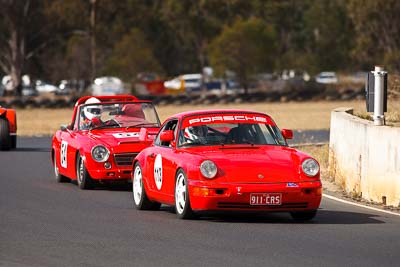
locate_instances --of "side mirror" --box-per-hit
[160,130,174,142]
[281,129,293,140]
[60,125,69,131]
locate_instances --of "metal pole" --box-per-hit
[372,65,386,126]
[90,0,97,82]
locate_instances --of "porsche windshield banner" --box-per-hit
[182,114,273,127]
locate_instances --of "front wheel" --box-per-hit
[290,210,317,222]
[76,155,95,189]
[54,153,69,183]
[175,170,195,219]
[132,162,160,210]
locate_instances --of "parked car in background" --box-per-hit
[315,72,338,84]
[21,85,39,96]
[164,73,202,94]
[51,95,161,189]
[90,76,125,96]
[55,80,72,95]
[134,72,165,95]
[35,80,58,94]
[0,106,17,150]
[132,109,322,220]
[1,74,35,95]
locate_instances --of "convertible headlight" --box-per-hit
[301,158,319,177]
[91,145,110,162]
[200,160,217,179]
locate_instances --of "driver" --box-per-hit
[183,125,208,144]
[81,97,102,129]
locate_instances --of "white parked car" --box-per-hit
[90,76,125,96]
[315,72,338,84]
[35,80,58,94]
[164,73,202,93]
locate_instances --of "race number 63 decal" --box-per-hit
[60,141,68,168]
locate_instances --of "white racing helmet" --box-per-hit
[83,97,102,120]
[184,125,208,143]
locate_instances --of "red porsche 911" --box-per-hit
[132,109,322,221]
[51,95,161,189]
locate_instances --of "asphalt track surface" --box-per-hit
[1,135,400,267]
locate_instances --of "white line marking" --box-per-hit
[323,193,400,217]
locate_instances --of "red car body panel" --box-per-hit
[51,95,160,182]
[134,109,322,213]
[0,106,17,150]
[0,107,17,134]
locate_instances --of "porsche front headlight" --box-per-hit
[200,160,217,179]
[301,158,319,177]
[91,145,110,162]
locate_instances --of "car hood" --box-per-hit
[184,145,303,183]
[85,128,157,153]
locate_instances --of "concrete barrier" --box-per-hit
[329,107,400,207]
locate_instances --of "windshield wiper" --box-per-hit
[126,123,159,129]
[221,141,255,146]
[90,124,120,130]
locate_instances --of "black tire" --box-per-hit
[11,135,17,149]
[132,162,161,210]
[0,118,11,151]
[290,210,318,222]
[174,169,195,219]
[54,153,69,183]
[76,155,95,189]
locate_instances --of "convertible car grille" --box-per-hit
[217,202,308,209]
[113,153,138,167]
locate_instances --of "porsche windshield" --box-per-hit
[78,102,160,130]
[178,122,287,147]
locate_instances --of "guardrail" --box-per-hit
[0,87,366,109]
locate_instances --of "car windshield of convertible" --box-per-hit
[78,102,160,130]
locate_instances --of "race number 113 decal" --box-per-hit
[154,154,163,190]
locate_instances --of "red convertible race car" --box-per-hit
[0,106,17,150]
[132,109,322,221]
[51,95,161,189]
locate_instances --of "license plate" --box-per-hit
[250,193,282,205]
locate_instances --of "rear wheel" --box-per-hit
[175,170,195,219]
[76,155,95,189]
[290,210,318,222]
[54,153,69,183]
[0,118,11,151]
[132,162,160,210]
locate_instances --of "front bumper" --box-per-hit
[85,152,137,180]
[188,180,322,212]
[87,166,132,180]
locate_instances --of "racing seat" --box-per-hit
[225,125,256,144]
[121,104,145,119]
[226,127,246,144]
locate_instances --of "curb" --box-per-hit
[323,193,400,217]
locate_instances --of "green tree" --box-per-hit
[251,0,311,70]
[104,28,163,81]
[347,0,400,72]
[302,0,354,73]
[208,18,276,93]
[0,0,45,95]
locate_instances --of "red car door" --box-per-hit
[145,119,179,205]
[145,145,176,205]
[57,129,79,180]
